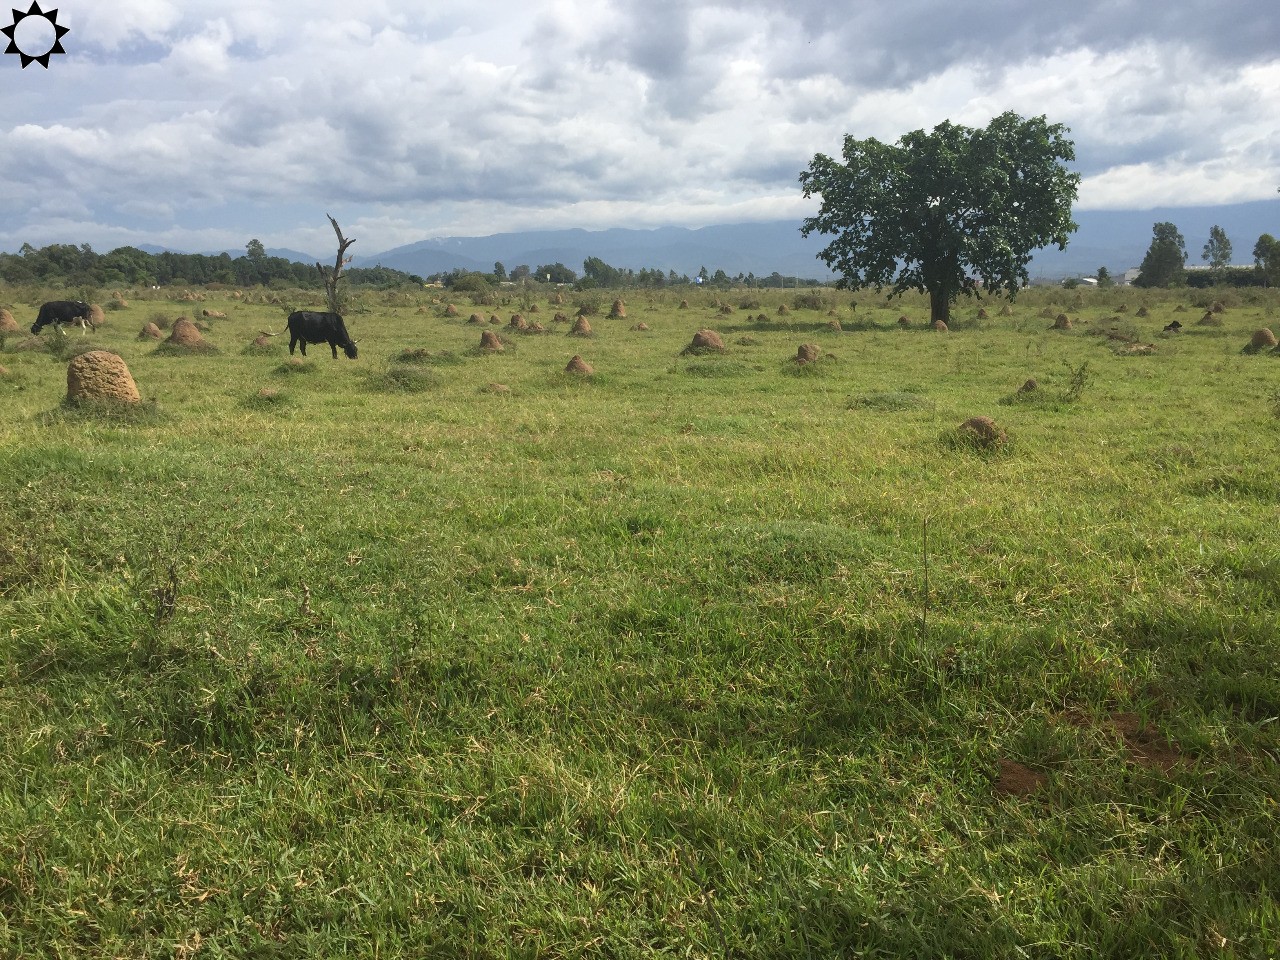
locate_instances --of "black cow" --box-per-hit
[1163,320,1183,332]
[285,311,358,359]
[31,300,93,336]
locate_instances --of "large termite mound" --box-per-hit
[66,350,140,405]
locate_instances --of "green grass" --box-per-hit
[2,284,1279,957]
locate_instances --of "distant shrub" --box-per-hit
[367,366,441,393]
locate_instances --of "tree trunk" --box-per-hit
[928,282,951,325]
[316,214,356,315]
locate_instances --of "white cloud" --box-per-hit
[1,0,1277,253]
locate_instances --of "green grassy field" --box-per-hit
[2,282,1279,958]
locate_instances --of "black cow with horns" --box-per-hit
[284,311,358,359]
[31,300,93,336]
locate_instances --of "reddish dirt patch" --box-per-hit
[993,759,1047,797]
[1109,713,1185,772]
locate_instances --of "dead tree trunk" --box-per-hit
[316,214,356,315]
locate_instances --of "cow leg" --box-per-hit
[289,335,298,355]
[331,341,339,359]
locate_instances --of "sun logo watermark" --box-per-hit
[3,2,69,68]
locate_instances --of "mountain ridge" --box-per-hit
[112,200,1279,281]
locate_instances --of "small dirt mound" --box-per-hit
[977,308,989,320]
[525,321,546,334]
[777,304,790,316]
[957,416,1006,448]
[719,304,734,315]
[826,319,842,332]
[999,305,1013,316]
[1196,312,1223,327]
[66,350,140,405]
[609,299,626,319]
[1245,328,1278,353]
[138,323,163,340]
[251,335,274,348]
[166,317,204,346]
[682,329,726,354]
[0,308,18,333]
[0,364,9,377]
[1211,300,1226,314]
[1109,713,1185,772]
[202,309,227,319]
[444,304,459,317]
[553,312,569,324]
[1174,304,1187,312]
[1052,314,1072,330]
[1116,303,1128,312]
[528,303,540,314]
[630,322,650,331]
[551,292,564,305]
[479,330,504,352]
[993,759,1046,798]
[509,314,529,331]
[934,319,949,332]
[568,316,594,338]
[565,355,594,375]
[467,313,485,325]
[1135,306,1149,317]
[489,315,501,325]
[679,299,689,309]
[897,316,911,327]
[796,343,819,364]
[88,304,106,328]
[1017,378,1038,394]
[483,382,511,394]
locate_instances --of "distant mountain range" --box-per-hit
[134,199,1279,281]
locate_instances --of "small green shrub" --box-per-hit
[367,366,441,393]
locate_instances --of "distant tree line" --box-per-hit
[1134,222,1279,288]
[0,241,425,290]
[2,240,832,294]
[430,258,827,292]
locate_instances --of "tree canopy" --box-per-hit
[799,111,1080,323]
[1134,222,1187,288]
[1253,234,1279,287]
[1202,225,1232,277]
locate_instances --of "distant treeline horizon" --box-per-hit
[0,242,829,294]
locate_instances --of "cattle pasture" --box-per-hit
[1,284,1279,957]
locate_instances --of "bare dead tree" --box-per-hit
[316,214,356,315]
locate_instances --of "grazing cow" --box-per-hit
[31,300,93,336]
[285,311,358,359]
[1163,320,1183,332]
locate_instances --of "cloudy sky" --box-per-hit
[1,0,1277,255]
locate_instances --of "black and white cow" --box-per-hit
[285,311,358,359]
[31,300,93,336]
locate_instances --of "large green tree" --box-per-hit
[1201,224,1232,278]
[1253,234,1279,287]
[1134,222,1187,288]
[799,111,1080,324]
